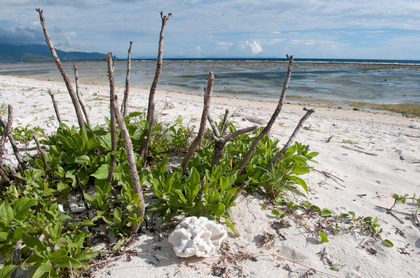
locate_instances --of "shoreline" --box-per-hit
[1,75,420,277]
[4,72,420,118]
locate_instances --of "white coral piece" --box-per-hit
[168,216,227,258]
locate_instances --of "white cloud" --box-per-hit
[245,40,262,54]
[1,0,420,58]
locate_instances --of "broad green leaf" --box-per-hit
[291,166,310,175]
[271,209,280,216]
[75,155,90,165]
[91,164,110,180]
[220,176,229,192]
[49,248,67,259]
[50,256,83,268]
[383,239,394,247]
[31,262,53,278]
[0,202,14,227]
[74,249,99,262]
[13,196,37,222]
[11,227,26,243]
[320,208,332,217]
[49,222,62,241]
[319,231,328,243]
[330,264,343,271]
[0,265,18,278]
[112,238,126,251]
[23,234,44,251]
[114,207,123,224]
[224,216,240,236]
[174,189,187,204]
[210,203,225,216]
[189,167,200,186]
[288,176,308,193]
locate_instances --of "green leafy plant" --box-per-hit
[390,193,420,211]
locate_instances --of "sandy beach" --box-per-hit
[1,75,420,277]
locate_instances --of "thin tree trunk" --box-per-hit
[106,53,117,184]
[0,106,26,174]
[48,89,62,123]
[111,96,146,233]
[121,41,133,117]
[0,105,13,166]
[36,9,87,137]
[73,64,91,128]
[139,12,172,160]
[181,72,214,171]
[237,55,294,175]
[33,133,48,168]
[269,107,315,171]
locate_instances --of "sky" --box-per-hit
[1,0,420,60]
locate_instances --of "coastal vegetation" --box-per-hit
[0,9,411,278]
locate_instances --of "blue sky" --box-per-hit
[1,0,420,59]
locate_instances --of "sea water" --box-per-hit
[1,59,419,107]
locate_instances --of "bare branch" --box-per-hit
[0,106,26,174]
[207,114,220,138]
[36,8,87,137]
[237,55,294,175]
[33,133,48,168]
[181,72,214,170]
[74,64,91,128]
[121,41,133,117]
[48,89,62,123]
[106,53,117,185]
[140,12,172,160]
[220,109,230,136]
[269,107,315,171]
[111,96,146,233]
[0,166,11,185]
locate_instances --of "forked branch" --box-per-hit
[140,12,172,160]
[206,113,257,167]
[36,8,87,137]
[121,41,133,117]
[268,107,315,171]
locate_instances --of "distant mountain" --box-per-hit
[0,44,107,63]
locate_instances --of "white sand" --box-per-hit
[1,75,420,277]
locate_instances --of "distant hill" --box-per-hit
[0,44,107,63]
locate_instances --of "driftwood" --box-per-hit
[0,167,10,185]
[36,9,87,137]
[140,12,172,160]
[48,89,62,123]
[206,112,257,167]
[73,64,91,128]
[111,96,146,233]
[181,72,214,171]
[0,105,26,174]
[121,41,133,117]
[0,105,12,166]
[268,107,315,171]
[237,55,294,175]
[106,53,118,185]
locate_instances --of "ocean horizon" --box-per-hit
[1,59,419,115]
